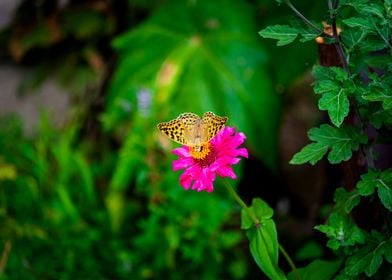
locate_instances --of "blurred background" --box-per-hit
[0,0,331,278]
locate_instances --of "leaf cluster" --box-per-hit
[260,0,392,278]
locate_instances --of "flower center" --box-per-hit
[189,142,217,167]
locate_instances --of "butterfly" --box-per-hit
[157,112,228,151]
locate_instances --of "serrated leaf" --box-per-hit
[334,188,361,213]
[385,239,392,263]
[298,24,323,43]
[357,169,392,211]
[259,25,299,46]
[318,88,350,127]
[368,107,392,129]
[291,124,367,165]
[345,241,384,277]
[363,81,392,110]
[290,142,328,165]
[312,66,352,126]
[313,80,341,95]
[377,175,392,211]
[341,28,369,53]
[314,213,366,250]
[312,65,337,81]
[342,17,375,31]
[357,170,380,196]
[355,3,385,19]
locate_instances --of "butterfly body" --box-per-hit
[157,112,228,151]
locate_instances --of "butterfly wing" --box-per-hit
[202,112,228,141]
[157,119,187,145]
[177,113,206,146]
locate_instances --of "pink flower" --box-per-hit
[172,126,248,192]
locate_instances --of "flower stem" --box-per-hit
[223,180,258,225]
[224,180,299,278]
[279,244,300,279]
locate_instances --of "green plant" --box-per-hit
[257,0,392,278]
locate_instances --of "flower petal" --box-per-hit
[216,165,237,179]
[172,146,190,157]
[173,157,194,171]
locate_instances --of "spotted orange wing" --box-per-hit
[202,112,228,141]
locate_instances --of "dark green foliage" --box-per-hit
[260,0,392,278]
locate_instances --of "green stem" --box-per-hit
[224,180,299,278]
[223,180,258,225]
[279,244,300,280]
[285,0,327,37]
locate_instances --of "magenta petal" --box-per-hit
[179,171,193,190]
[216,165,236,179]
[173,157,194,171]
[172,147,190,157]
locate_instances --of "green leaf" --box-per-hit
[363,81,392,111]
[287,259,343,280]
[290,124,367,165]
[252,198,274,220]
[341,28,369,53]
[378,170,392,211]
[312,65,337,81]
[241,199,285,280]
[355,3,385,19]
[318,87,350,127]
[384,239,392,263]
[312,66,352,126]
[345,233,386,277]
[259,25,299,46]
[334,188,361,214]
[357,169,392,211]
[342,17,375,31]
[368,107,392,129]
[247,221,285,280]
[313,80,341,95]
[315,213,366,250]
[289,142,328,165]
[357,170,380,196]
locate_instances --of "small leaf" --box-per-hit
[312,66,352,126]
[259,25,299,46]
[377,170,392,211]
[334,188,361,213]
[252,198,274,220]
[318,88,350,127]
[384,239,392,263]
[315,213,366,250]
[357,170,380,196]
[290,142,328,165]
[357,169,392,211]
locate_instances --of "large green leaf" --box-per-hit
[290,124,367,165]
[105,0,281,169]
